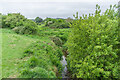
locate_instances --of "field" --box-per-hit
[0,29,2,79]
[1,4,120,79]
[2,29,39,78]
[1,28,69,78]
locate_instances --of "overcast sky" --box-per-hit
[0,0,119,19]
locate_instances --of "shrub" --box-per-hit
[19,41,63,78]
[13,19,38,34]
[44,18,70,28]
[2,13,38,34]
[44,18,56,26]
[20,67,52,78]
[56,33,68,45]
[2,13,25,28]
[28,56,38,68]
[50,36,63,47]
[35,17,43,25]
[67,4,120,79]
[49,21,70,29]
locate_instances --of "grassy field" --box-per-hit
[0,29,2,79]
[1,28,69,78]
[2,29,40,78]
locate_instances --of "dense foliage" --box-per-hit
[1,26,69,78]
[35,17,43,25]
[2,13,38,34]
[67,4,120,79]
[44,18,71,28]
[49,21,70,29]
[2,13,25,28]
[2,3,120,79]
[19,41,63,78]
[13,19,38,34]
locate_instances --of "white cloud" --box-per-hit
[0,0,119,19]
[1,0,119,2]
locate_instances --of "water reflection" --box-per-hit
[61,56,68,78]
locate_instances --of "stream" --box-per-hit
[61,55,68,78]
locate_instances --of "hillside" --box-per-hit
[2,29,39,78]
[1,4,120,79]
[1,28,69,78]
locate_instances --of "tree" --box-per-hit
[2,13,26,28]
[35,17,43,24]
[66,17,73,22]
[2,13,38,34]
[67,4,120,79]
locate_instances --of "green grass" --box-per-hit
[38,24,45,28]
[0,29,2,79]
[2,29,39,78]
[18,40,63,78]
[1,27,70,78]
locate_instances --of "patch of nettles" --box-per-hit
[18,41,63,78]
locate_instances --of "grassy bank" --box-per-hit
[2,27,69,78]
[2,29,39,78]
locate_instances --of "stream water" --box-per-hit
[61,56,68,78]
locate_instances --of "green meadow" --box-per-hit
[1,27,69,78]
[1,4,120,79]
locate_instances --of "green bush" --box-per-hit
[35,17,43,25]
[50,36,63,47]
[44,18,56,26]
[67,4,120,79]
[28,56,38,68]
[49,22,70,29]
[13,19,38,34]
[2,13,25,28]
[19,41,63,78]
[56,32,69,45]
[20,67,56,78]
[44,18,70,28]
[2,13,38,34]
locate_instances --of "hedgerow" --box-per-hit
[44,18,70,29]
[2,13,38,34]
[67,4,120,79]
